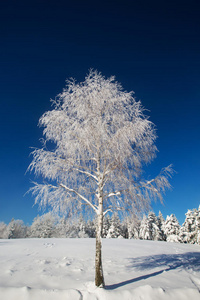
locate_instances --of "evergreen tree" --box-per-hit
[139,215,148,240]
[120,218,129,239]
[125,214,140,239]
[77,215,89,238]
[194,206,200,245]
[157,211,166,241]
[85,219,96,238]
[139,212,162,241]
[164,214,180,242]
[107,213,122,238]
[150,212,163,241]
[180,209,197,244]
[102,215,111,238]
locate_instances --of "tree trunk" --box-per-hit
[95,155,105,287]
[95,197,105,287]
[95,235,104,286]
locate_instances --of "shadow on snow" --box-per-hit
[106,252,200,290]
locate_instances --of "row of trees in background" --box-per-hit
[0,206,200,244]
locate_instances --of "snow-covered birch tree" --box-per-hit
[28,70,173,287]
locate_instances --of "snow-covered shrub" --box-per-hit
[0,222,7,239]
[30,213,56,238]
[166,234,181,243]
[5,219,27,239]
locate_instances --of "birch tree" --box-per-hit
[28,70,173,287]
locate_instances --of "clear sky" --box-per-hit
[0,0,199,225]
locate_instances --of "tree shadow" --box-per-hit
[127,252,200,272]
[106,251,200,290]
[106,269,166,290]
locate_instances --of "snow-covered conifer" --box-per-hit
[127,216,141,239]
[77,215,89,238]
[157,211,166,241]
[139,215,148,240]
[102,215,111,238]
[164,214,180,242]
[139,212,162,241]
[194,206,200,244]
[150,212,163,241]
[120,218,129,239]
[180,209,197,244]
[106,213,122,238]
[85,219,96,238]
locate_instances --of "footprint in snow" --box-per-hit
[6,269,16,276]
[43,243,55,248]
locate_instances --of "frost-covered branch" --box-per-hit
[75,168,98,182]
[106,191,121,198]
[103,209,113,216]
[28,69,173,228]
[59,183,98,213]
[140,165,174,202]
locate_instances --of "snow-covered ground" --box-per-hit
[0,238,200,300]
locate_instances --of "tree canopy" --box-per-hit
[28,70,172,218]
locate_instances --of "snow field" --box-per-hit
[0,238,200,299]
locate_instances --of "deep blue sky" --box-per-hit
[0,0,199,225]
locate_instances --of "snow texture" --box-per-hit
[0,238,200,299]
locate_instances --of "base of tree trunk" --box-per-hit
[95,235,105,287]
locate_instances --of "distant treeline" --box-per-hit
[0,207,200,245]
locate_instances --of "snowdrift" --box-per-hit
[0,238,200,300]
